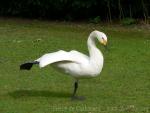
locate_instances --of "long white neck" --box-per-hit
[87,31,104,70]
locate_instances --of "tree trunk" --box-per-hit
[118,0,124,21]
[141,0,148,23]
[107,0,112,23]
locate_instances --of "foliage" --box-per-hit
[0,0,149,21]
[89,16,101,24]
[120,18,136,25]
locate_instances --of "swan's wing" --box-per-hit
[36,50,89,68]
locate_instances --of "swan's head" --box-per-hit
[88,30,108,47]
[96,31,107,46]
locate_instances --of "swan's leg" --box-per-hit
[71,80,85,101]
[72,80,78,97]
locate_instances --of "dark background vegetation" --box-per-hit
[0,0,149,22]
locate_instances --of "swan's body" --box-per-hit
[20,30,108,100]
[36,49,103,78]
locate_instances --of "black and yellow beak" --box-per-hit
[101,38,107,46]
[100,38,108,50]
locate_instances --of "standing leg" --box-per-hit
[71,80,85,101]
[72,80,78,97]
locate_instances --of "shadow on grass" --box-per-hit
[8,90,71,99]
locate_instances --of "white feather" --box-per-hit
[35,30,107,79]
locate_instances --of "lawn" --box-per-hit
[0,18,149,113]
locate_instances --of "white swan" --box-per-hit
[20,30,108,100]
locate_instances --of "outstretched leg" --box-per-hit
[71,80,85,101]
[20,61,39,70]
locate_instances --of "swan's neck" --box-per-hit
[87,32,104,66]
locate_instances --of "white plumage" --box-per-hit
[20,30,108,100]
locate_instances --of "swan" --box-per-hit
[20,30,108,100]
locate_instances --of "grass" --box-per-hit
[0,18,149,113]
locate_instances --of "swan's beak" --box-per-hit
[103,40,107,46]
[101,39,107,46]
[101,39,108,50]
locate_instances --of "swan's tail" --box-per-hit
[20,61,39,70]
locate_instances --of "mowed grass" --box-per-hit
[0,18,149,113]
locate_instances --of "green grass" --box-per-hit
[0,18,149,113]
